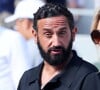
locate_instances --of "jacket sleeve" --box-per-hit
[82,72,100,90]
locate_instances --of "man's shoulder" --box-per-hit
[79,57,98,72]
[72,50,98,73]
[26,65,41,74]
[76,59,98,74]
[66,52,99,89]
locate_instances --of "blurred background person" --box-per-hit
[0,26,32,90]
[90,9,100,70]
[0,0,45,89]
[5,0,45,68]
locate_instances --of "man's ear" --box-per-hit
[32,29,37,43]
[72,27,77,41]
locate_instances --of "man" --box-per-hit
[0,26,32,90]
[17,4,100,90]
[5,0,45,67]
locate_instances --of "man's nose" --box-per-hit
[52,35,61,46]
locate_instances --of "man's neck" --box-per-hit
[41,62,62,89]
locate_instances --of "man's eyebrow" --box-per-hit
[42,28,52,31]
[59,27,67,30]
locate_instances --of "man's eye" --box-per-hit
[59,31,67,36]
[61,31,66,34]
[44,32,52,38]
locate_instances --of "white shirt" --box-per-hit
[0,27,33,90]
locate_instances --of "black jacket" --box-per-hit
[17,51,100,90]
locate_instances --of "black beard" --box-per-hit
[37,38,73,66]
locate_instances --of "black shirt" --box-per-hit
[17,51,100,90]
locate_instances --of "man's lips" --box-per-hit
[50,49,62,54]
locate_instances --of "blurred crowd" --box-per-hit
[0,0,100,29]
[0,0,85,28]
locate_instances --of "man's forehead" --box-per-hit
[38,16,68,27]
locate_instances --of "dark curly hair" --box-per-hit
[33,3,75,31]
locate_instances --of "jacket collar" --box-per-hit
[28,63,44,85]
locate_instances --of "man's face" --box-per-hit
[35,16,76,66]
